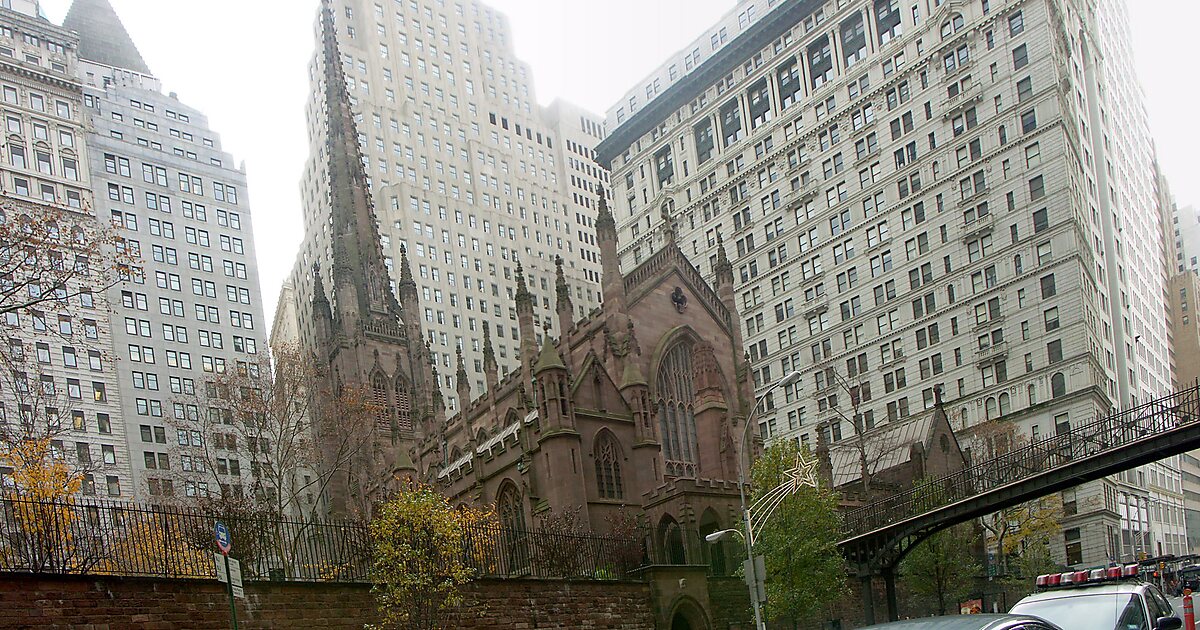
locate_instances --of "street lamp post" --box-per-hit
[718,370,803,630]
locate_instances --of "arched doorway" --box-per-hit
[668,598,710,630]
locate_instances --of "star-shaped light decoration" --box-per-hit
[747,451,822,545]
[784,452,821,490]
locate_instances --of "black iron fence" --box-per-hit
[842,382,1200,538]
[0,496,666,583]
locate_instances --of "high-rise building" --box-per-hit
[276,0,607,415]
[1170,204,1200,276]
[596,0,1179,566]
[0,1,133,498]
[64,0,267,501]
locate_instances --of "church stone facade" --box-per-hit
[432,196,753,552]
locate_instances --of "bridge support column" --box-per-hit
[861,574,876,625]
[884,568,899,621]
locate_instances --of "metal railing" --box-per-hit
[0,496,658,583]
[842,383,1200,539]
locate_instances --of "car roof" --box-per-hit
[859,613,1063,629]
[1015,581,1149,604]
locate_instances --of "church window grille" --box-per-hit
[656,341,698,478]
[594,432,624,499]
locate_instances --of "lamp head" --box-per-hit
[779,370,802,388]
[705,529,739,543]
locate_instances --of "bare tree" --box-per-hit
[816,359,897,497]
[0,199,129,316]
[160,344,379,577]
[165,343,378,520]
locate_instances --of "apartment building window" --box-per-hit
[1028,175,1045,201]
[693,119,715,164]
[943,45,969,73]
[654,146,674,186]
[1040,274,1056,298]
[1047,339,1063,363]
[1021,109,1037,133]
[1009,12,1025,36]
[777,58,802,109]
[720,99,742,147]
[841,14,867,67]
[748,79,772,128]
[808,36,833,89]
[875,0,902,44]
[1064,528,1082,565]
[1013,44,1029,70]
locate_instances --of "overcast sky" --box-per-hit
[36,1,1200,327]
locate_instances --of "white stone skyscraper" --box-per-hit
[0,1,133,498]
[64,0,267,502]
[277,0,608,413]
[596,0,1180,566]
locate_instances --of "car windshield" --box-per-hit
[1010,593,1147,630]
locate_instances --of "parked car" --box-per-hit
[859,613,1062,629]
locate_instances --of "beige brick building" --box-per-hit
[0,1,132,497]
[276,0,609,418]
[596,0,1178,567]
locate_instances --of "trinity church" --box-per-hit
[297,1,755,579]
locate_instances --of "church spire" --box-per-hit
[482,322,498,392]
[554,255,574,336]
[595,186,626,310]
[319,0,400,325]
[455,345,471,415]
[714,233,734,288]
[515,261,537,376]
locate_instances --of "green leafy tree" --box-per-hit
[368,482,494,630]
[901,522,982,615]
[751,440,847,622]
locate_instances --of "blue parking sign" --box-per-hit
[215,521,232,555]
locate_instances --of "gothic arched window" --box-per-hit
[656,341,698,478]
[394,377,412,433]
[594,432,624,500]
[658,514,687,565]
[371,372,390,432]
[497,482,529,574]
[498,483,525,532]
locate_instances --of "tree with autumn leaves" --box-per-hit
[368,482,496,630]
[0,198,130,318]
[969,418,1064,579]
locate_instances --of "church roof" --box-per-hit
[828,414,935,487]
[63,0,152,75]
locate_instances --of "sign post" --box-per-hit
[214,521,239,630]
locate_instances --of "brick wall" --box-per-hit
[0,574,654,629]
[706,576,753,629]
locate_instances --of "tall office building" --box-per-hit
[0,1,133,497]
[596,0,1179,566]
[277,0,607,413]
[64,0,267,501]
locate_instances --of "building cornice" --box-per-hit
[594,0,819,167]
